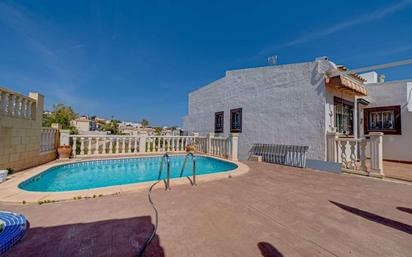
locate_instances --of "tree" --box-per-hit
[102,120,121,135]
[141,119,149,128]
[154,127,163,135]
[42,104,77,132]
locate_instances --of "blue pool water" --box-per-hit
[18,156,237,192]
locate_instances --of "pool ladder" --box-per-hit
[158,153,171,190]
[180,152,197,186]
[139,153,197,256]
[158,152,197,190]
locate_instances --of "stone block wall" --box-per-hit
[0,89,57,171]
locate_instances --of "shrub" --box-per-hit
[6,168,15,175]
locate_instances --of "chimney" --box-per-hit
[378,74,385,83]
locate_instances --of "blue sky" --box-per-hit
[1,0,411,126]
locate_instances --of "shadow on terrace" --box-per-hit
[4,216,164,257]
[397,206,412,215]
[330,201,412,235]
[257,242,284,257]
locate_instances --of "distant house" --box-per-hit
[120,121,142,128]
[183,58,412,166]
[71,116,97,132]
[119,126,155,136]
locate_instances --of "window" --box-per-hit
[230,108,242,133]
[214,111,224,133]
[334,97,354,135]
[364,105,401,135]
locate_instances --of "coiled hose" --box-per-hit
[136,180,161,257]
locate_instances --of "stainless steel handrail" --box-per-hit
[179,152,196,186]
[138,153,170,257]
[158,153,171,190]
[137,153,196,257]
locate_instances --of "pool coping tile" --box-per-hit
[0,154,249,203]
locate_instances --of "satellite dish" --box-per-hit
[267,55,278,65]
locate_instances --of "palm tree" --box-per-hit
[141,119,149,128]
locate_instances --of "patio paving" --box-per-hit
[1,161,412,257]
[383,161,412,182]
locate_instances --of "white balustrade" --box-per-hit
[66,134,239,161]
[209,137,228,157]
[192,133,235,159]
[327,132,384,177]
[194,137,208,153]
[40,128,58,152]
[0,88,35,119]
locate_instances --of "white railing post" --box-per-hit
[48,129,52,151]
[109,138,114,154]
[359,139,367,171]
[369,132,384,177]
[21,98,27,118]
[51,124,61,149]
[228,133,239,161]
[94,137,100,155]
[133,137,138,153]
[121,138,126,153]
[87,137,92,155]
[0,91,8,115]
[171,137,175,151]
[80,137,85,155]
[8,94,15,116]
[139,135,146,153]
[116,138,120,154]
[340,141,348,168]
[45,129,50,151]
[59,129,70,146]
[191,132,199,152]
[326,132,338,162]
[206,133,214,154]
[72,137,77,157]
[348,141,357,170]
[103,137,108,154]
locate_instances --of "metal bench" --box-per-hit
[249,143,309,168]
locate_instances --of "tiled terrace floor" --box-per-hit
[1,161,412,257]
[383,161,412,182]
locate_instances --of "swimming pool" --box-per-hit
[18,156,237,192]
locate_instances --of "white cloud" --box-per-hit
[259,0,412,55]
[0,2,98,112]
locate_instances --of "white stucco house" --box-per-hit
[183,58,412,169]
[361,72,412,163]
